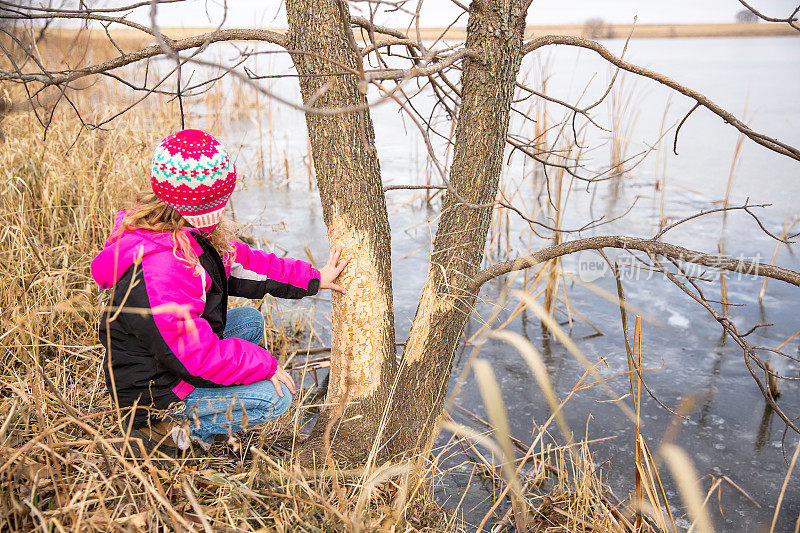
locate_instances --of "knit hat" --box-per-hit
[150,129,236,232]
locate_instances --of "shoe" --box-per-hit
[126,420,186,458]
[171,425,213,452]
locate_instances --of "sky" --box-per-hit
[128,0,796,28]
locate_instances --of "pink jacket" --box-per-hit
[91,210,319,423]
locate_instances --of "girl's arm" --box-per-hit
[228,241,321,299]
[142,254,277,389]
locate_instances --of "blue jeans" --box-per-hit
[180,307,293,444]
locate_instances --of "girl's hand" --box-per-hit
[319,244,350,293]
[270,365,296,397]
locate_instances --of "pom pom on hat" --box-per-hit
[150,129,236,232]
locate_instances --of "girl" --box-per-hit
[91,129,348,453]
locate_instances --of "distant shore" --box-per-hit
[417,22,799,40]
[50,22,797,45]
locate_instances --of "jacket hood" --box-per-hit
[91,209,203,289]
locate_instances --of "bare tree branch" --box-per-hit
[654,201,793,243]
[362,47,476,82]
[0,0,186,14]
[469,235,800,291]
[0,9,157,36]
[654,256,800,434]
[351,15,408,40]
[737,0,800,32]
[523,35,800,161]
[0,28,288,86]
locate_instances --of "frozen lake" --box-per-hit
[220,35,800,530]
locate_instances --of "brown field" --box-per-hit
[47,22,797,47]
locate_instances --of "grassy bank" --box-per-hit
[0,75,677,530]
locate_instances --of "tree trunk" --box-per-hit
[286,0,529,463]
[286,0,397,464]
[386,0,529,457]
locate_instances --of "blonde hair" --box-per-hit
[119,192,236,269]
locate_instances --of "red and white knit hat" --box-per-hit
[150,129,236,232]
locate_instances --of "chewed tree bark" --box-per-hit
[386,0,529,455]
[286,0,398,463]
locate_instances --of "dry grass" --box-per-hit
[0,86,668,531]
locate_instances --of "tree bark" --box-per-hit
[386,0,529,457]
[286,0,397,464]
